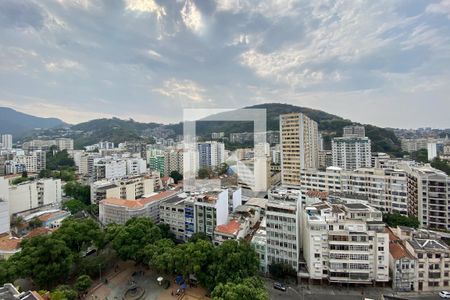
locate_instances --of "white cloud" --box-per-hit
[239,1,450,88]
[125,0,166,20]
[216,0,298,19]
[181,0,204,33]
[154,78,207,103]
[45,59,82,72]
[426,0,450,19]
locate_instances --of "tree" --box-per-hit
[112,217,162,262]
[11,176,30,185]
[38,169,52,178]
[157,223,176,241]
[21,170,28,178]
[188,232,210,243]
[212,276,268,300]
[431,157,450,175]
[411,149,428,163]
[62,199,87,214]
[28,217,43,229]
[198,168,210,179]
[53,218,103,253]
[383,213,420,228]
[144,239,177,273]
[268,262,297,279]
[179,239,214,283]
[169,170,183,184]
[204,240,259,291]
[46,150,75,170]
[50,285,78,300]
[215,163,229,176]
[63,181,91,205]
[9,235,73,288]
[75,275,93,294]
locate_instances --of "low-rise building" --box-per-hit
[405,236,450,291]
[90,175,154,203]
[159,194,187,241]
[99,190,179,225]
[0,236,21,260]
[387,227,416,292]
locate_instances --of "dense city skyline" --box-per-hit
[1,0,450,128]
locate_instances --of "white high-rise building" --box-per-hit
[5,178,62,215]
[55,138,74,151]
[0,177,10,234]
[93,158,127,180]
[1,134,13,150]
[427,142,438,161]
[266,196,301,271]
[280,113,319,187]
[197,141,225,169]
[301,201,389,284]
[332,127,371,171]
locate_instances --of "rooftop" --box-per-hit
[24,227,53,239]
[0,238,21,252]
[101,190,179,209]
[408,238,449,251]
[215,219,241,236]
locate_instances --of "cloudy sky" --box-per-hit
[1,0,450,128]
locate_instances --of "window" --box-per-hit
[315,253,320,258]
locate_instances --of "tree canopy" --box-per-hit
[383,213,420,228]
[64,181,91,205]
[211,276,268,300]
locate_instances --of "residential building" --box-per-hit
[266,197,301,271]
[318,150,333,170]
[14,150,46,173]
[93,157,127,180]
[159,194,187,241]
[99,190,179,225]
[401,139,430,153]
[0,238,21,260]
[22,139,57,151]
[7,178,62,215]
[332,134,371,171]
[0,283,43,300]
[1,134,13,150]
[90,175,154,203]
[251,218,268,273]
[148,149,166,176]
[126,157,147,176]
[372,152,391,168]
[79,153,101,176]
[343,125,366,138]
[402,163,450,230]
[301,202,389,284]
[0,177,9,234]
[387,227,416,292]
[405,237,450,291]
[55,138,74,151]
[428,142,438,161]
[197,141,225,168]
[237,157,270,192]
[280,113,319,187]
[165,149,184,176]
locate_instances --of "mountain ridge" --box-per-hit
[0,107,67,138]
[0,104,402,155]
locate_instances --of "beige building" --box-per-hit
[99,190,179,225]
[301,202,389,284]
[91,175,154,203]
[280,113,319,187]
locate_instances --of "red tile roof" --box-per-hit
[25,227,53,239]
[0,238,21,251]
[101,190,178,209]
[389,242,414,260]
[215,219,241,236]
[306,190,329,199]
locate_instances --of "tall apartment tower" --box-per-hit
[1,134,13,150]
[280,113,319,187]
[332,126,371,171]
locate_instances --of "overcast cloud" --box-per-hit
[0,0,449,128]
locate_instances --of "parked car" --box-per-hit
[273,282,287,292]
[439,291,450,298]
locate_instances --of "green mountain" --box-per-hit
[193,103,402,155]
[11,103,402,155]
[69,118,161,148]
[0,107,66,138]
